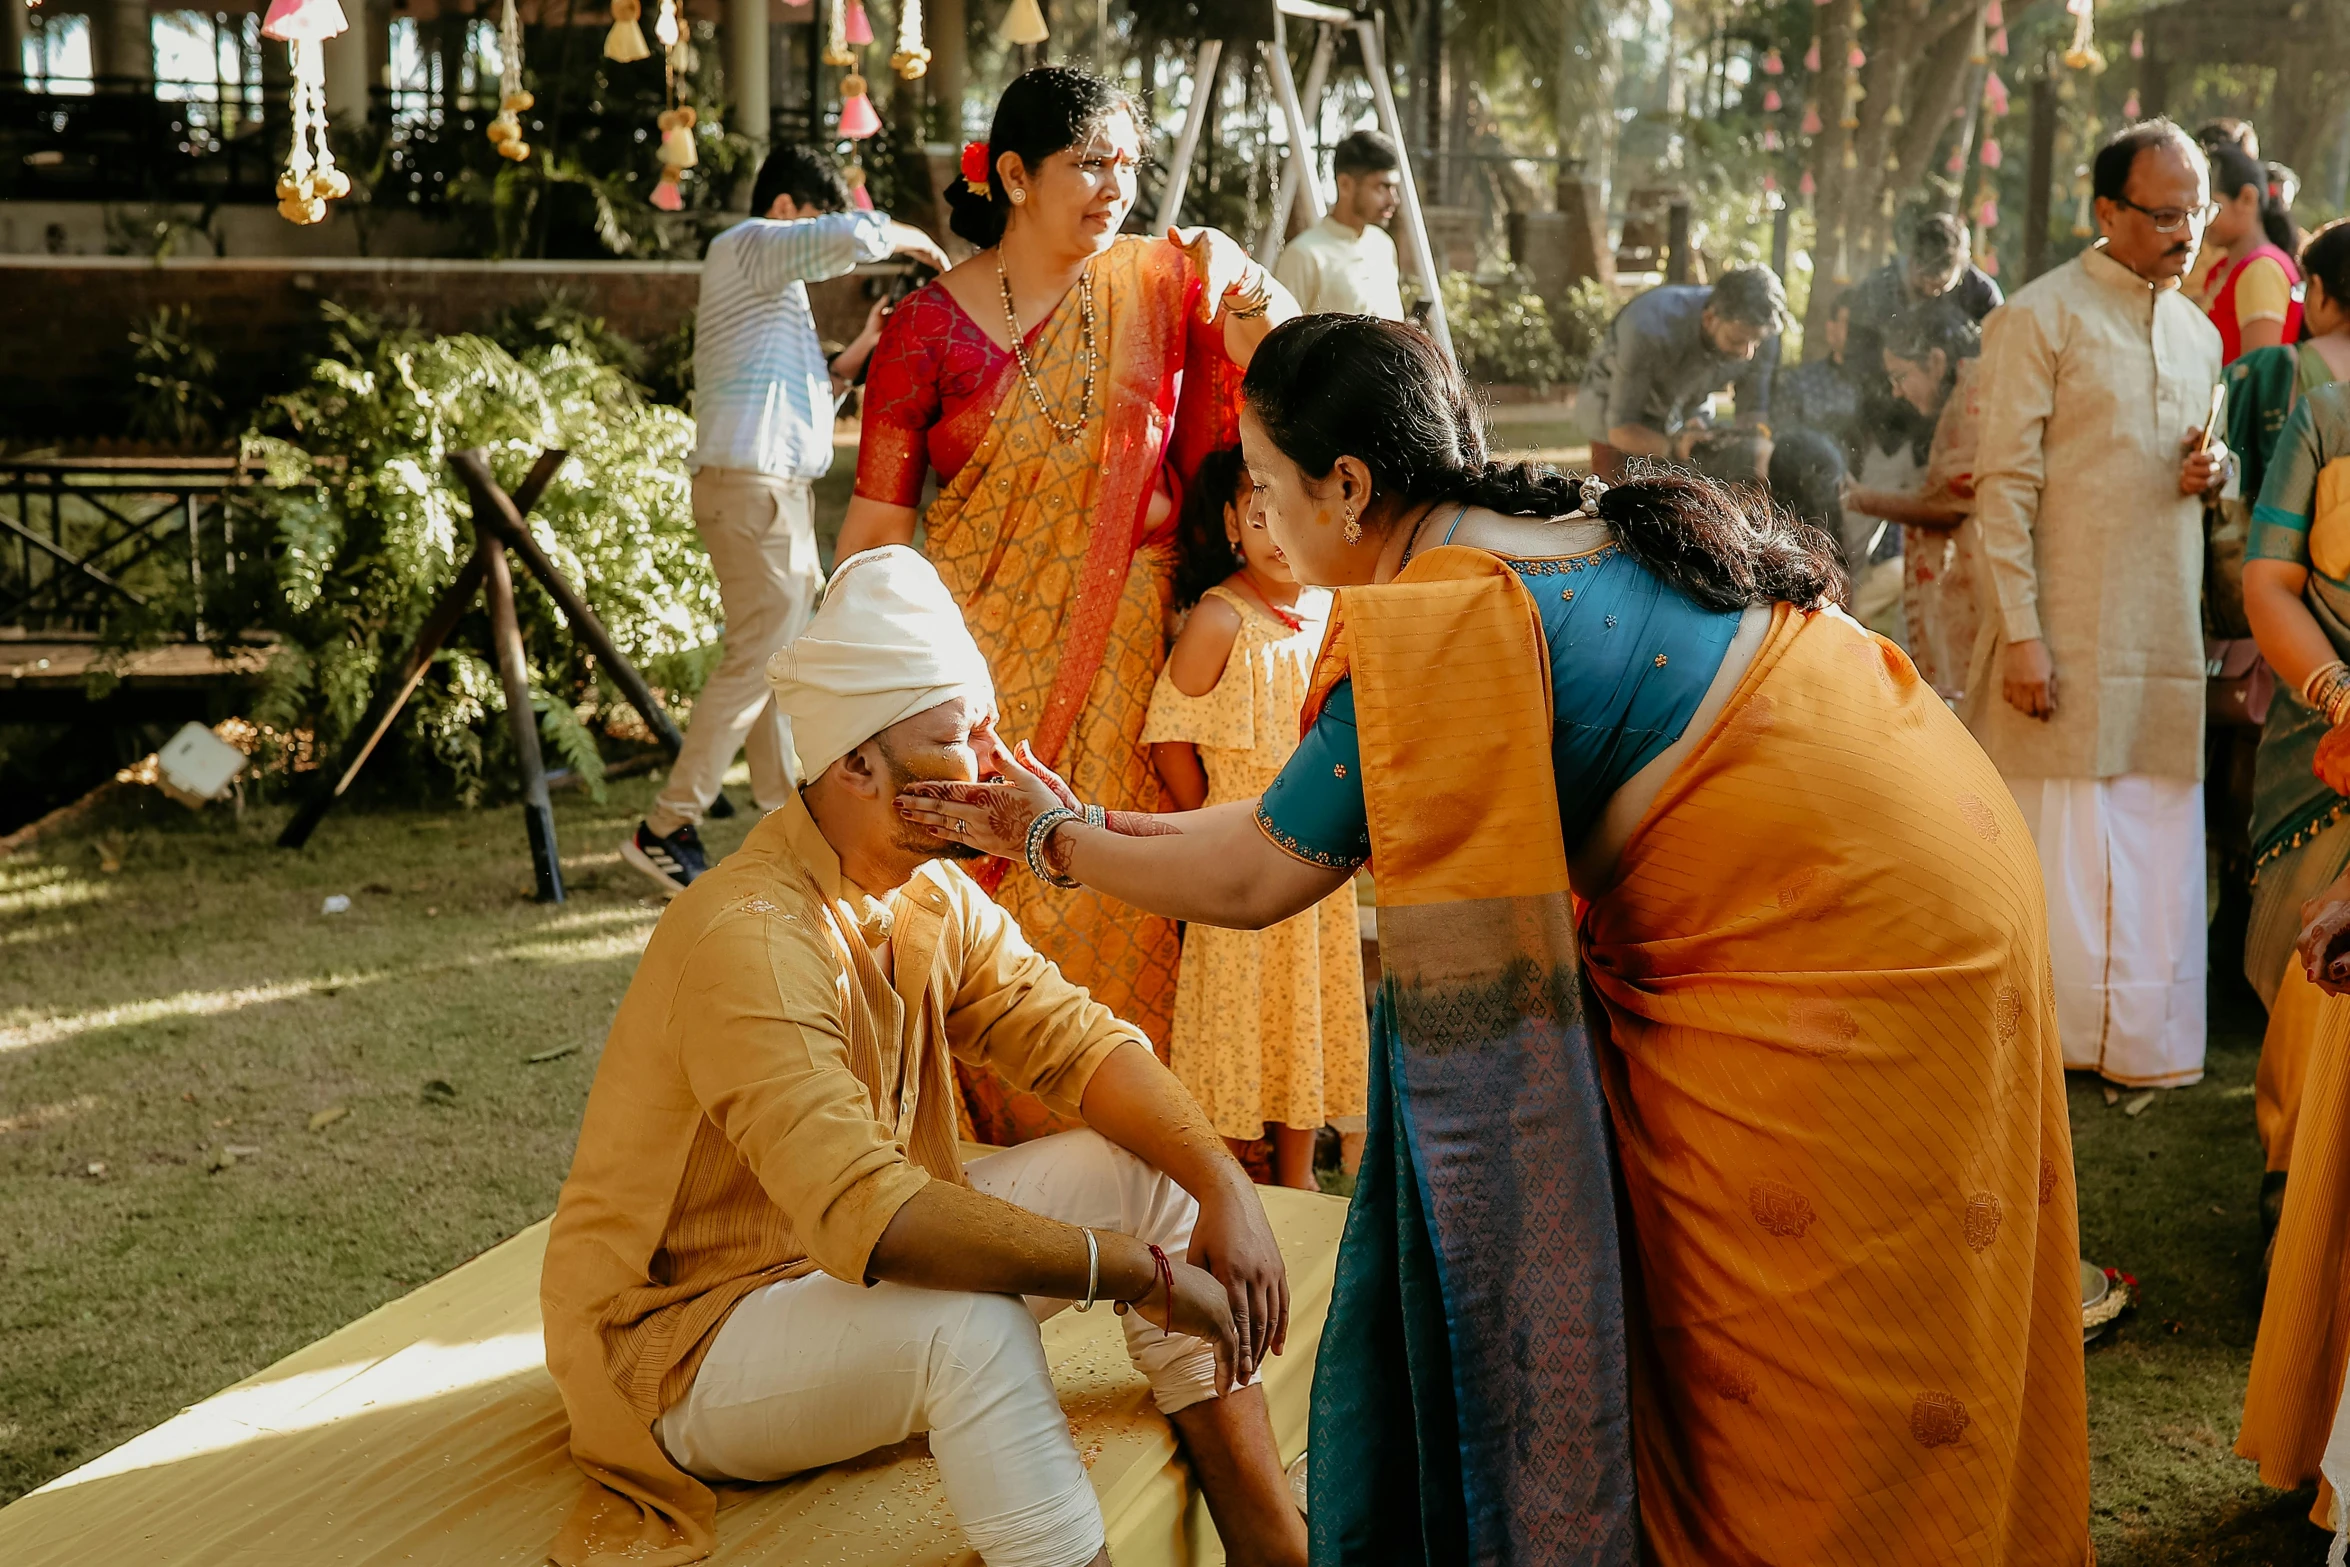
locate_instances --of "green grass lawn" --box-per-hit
[0,778,2337,1562]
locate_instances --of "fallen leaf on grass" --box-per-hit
[211,1116,234,1129]
[307,1106,348,1132]
[206,1147,237,1172]
[85,1161,107,1178]
[2102,1086,2121,1107]
[421,1079,458,1105]
[526,1044,579,1065]
[2123,1091,2156,1117]
[2211,1205,2226,1216]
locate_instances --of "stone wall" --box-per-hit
[0,255,893,441]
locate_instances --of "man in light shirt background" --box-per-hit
[1273,130,1406,320]
[624,143,949,895]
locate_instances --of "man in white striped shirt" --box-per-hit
[627,144,949,894]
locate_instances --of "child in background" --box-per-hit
[1845,307,1985,702]
[1142,447,1368,1189]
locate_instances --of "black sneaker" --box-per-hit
[623,821,708,896]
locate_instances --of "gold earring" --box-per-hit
[1010,188,1027,205]
[1342,510,1363,545]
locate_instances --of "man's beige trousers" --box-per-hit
[647,468,821,836]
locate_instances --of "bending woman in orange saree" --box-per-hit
[840,66,1290,1144]
[900,318,2091,1564]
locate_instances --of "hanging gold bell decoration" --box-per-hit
[999,0,1047,48]
[605,0,650,62]
[261,0,352,225]
[892,0,930,79]
[485,0,533,162]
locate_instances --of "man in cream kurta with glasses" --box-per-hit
[1964,117,2227,1088]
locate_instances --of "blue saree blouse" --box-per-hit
[1259,538,1742,867]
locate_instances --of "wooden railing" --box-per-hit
[0,456,260,640]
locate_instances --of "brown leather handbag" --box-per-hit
[2207,636,2276,728]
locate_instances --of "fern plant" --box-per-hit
[210,303,720,803]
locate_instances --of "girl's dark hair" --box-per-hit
[2304,220,2350,312]
[1172,447,1249,610]
[1765,430,1849,540]
[943,66,1137,249]
[1239,315,1845,613]
[2210,141,2298,255]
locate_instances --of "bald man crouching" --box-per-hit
[539,547,1306,1567]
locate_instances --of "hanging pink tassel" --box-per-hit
[1946,147,1967,174]
[1989,26,2007,54]
[651,175,684,210]
[1985,0,2004,25]
[1762,48,1784,76]
[1800,169,1817,197]
[1763,173,1779,194]
[1983,70,2009,117]
[1981,138,2003,168]
[1763,88,1782,113]
[2123,89,2141,118]
[1804,38,1821,72]
[1801,102,1823,136]
[2130,27,2144,58]
[1763,128,1782,151]
[1978,196,2000,228]
[262,0,347,39]
[838,73,881,138]
[1848,45,1866,68]
[1980,248,2000,277]
[845,0,873,45]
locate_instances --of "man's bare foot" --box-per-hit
[1169,1384,1308,1567]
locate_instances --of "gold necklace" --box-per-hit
[997,253,1098,443]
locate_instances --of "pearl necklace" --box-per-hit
[997,253,1098,444]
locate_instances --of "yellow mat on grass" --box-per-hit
[0,1185,1347,1567]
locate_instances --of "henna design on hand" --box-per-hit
[985,787,1034,850]
[1104,810,1183,837]
[1043,819,1078,881]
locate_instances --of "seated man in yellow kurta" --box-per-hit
[539,546,1306,1567]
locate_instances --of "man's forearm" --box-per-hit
[1606,423,1673,458]
[868,1175,1160,1300]
[1081,1041,1255,1207]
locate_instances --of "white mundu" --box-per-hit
[1273,215,1406,320]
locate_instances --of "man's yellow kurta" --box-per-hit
[539,795,1139,1566]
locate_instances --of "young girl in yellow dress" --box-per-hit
[1142,448,1368,1188]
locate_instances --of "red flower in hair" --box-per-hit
[960,140,991,195]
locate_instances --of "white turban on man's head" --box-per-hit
[767,546,998,783]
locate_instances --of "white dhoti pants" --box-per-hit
[655,1130,1241,1567]
[2008,774,2207,1086]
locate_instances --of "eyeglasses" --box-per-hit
[2109,195,2222,232]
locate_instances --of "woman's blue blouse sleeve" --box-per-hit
[1254,678,1371,870]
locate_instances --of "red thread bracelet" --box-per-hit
[1115,1242,1177,1333]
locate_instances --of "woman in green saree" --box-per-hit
[2236,221,2350,1203]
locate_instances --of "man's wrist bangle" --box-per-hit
[1024,806,1083,889]
[1075,1226,1100,1311]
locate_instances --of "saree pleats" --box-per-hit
[1308,548,1637,1566]
[1580,606,2089,1567]
[2239,981,2350,1522]
[921,240,1198,1138]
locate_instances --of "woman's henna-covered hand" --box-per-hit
[2300,874,2350,996]
[898,737,1064,861]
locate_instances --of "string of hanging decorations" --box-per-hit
[486,0,533,164]
[650,0,698,210]
[261,0,352,226]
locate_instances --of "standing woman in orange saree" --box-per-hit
[839,66,1296,1144]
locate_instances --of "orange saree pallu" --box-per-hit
[921,237,1239,1143]
[1579,606,2090,1566]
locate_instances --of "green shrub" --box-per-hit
[216,304,720,803]
[1440,269,1573,389]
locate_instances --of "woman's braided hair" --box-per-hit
[1238,315,1846,614]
